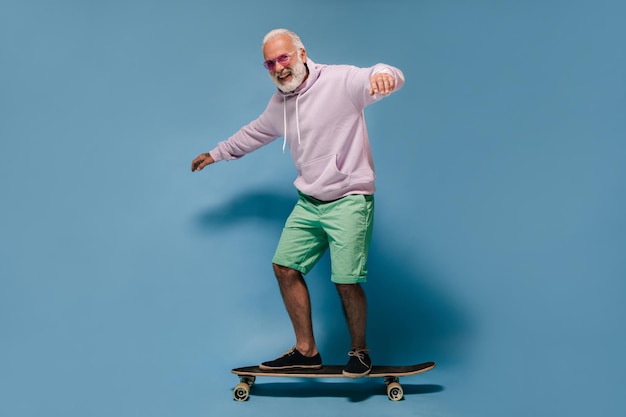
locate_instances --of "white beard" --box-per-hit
[270,55,308,93]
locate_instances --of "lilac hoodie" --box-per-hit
[209,58,405,201]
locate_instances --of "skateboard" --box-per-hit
[231,361,435,401]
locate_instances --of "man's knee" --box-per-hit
[335,282,364,297]
[273,263,301,280]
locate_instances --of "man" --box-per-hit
[191,28,404,378]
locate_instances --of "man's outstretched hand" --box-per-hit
[191,153,214,172]
[369,72,395,96]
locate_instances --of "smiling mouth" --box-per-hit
[277,71,292,81]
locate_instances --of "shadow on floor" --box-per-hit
[232,379,444,403]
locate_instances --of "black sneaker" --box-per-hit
[342,348,372,378]
[259,347,322,370]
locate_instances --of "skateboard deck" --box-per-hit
[231,361,435,401]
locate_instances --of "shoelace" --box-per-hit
[281,347,298,358]
[348,349,370,364]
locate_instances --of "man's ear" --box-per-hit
[300,48,307,63]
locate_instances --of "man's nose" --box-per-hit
[274,61,285,72]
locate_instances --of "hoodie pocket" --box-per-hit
[295,154,351,194]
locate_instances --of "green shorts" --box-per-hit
[272,192,374,284]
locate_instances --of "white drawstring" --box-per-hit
[282,94,302,154]
[282,96,287,153]
[295,94,302,146]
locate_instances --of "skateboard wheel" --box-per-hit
[233,382,250,402]
[386,382,403,401]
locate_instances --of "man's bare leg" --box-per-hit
[335,283,368,350]
[273,263,319,357]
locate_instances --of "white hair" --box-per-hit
[262,28,305,50]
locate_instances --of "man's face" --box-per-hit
[263,35,308,93]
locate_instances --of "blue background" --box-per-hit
[1,1,625,416]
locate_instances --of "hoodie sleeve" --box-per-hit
[345,63,405,110]
[208,100,283,162]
